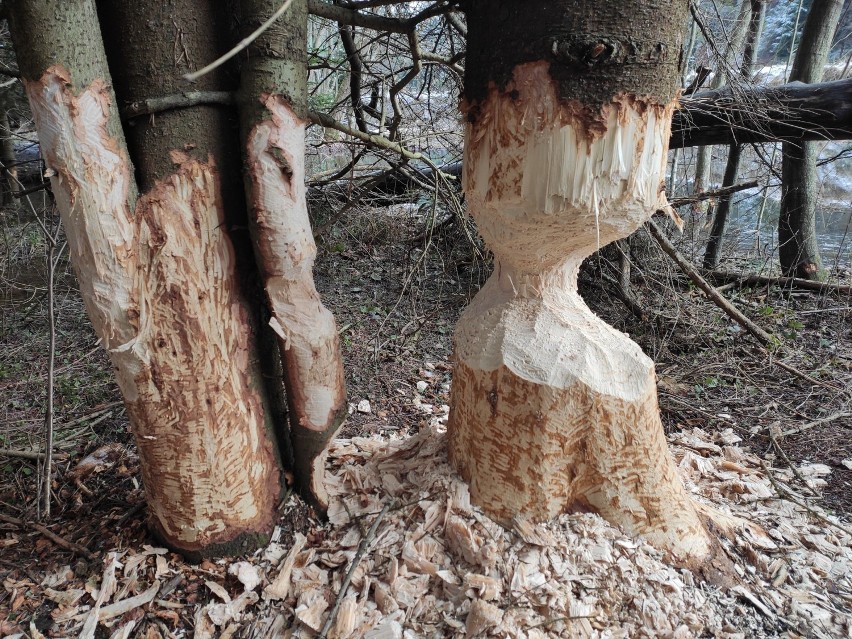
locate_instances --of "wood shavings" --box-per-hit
[228,561,261,592]
[467,598,504,635]
[17,422,852,639]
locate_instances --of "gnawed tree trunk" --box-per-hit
[778,0,844,279]
[238,0,346,512]
[9,0,285,557]
[448,0,728,568]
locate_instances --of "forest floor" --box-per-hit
[0,202,850,638]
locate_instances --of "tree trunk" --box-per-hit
[779,0,844,279]
[9,0,286,558]
[0,111,19,208]
[237,0,346,513]
[703,0,765,270]
[449,0,729,568]
[692,0,752,212]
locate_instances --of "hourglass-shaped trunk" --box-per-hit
[448,0,720,565]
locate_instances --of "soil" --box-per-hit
[0,201,850,637]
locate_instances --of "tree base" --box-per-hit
[448,266,720,564]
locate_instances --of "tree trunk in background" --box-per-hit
[9,0,286,558]
[692,0,752,212]
[237,0,346,514]
[449,0,730,569]
[0,111,19,208]
[779,0,844,279]
[703,0,765,270]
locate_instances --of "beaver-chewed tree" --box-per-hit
[7,0,345,558]
[447,0,733,568]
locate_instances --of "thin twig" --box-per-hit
[647,219,774,345]
[42,222,59,519]
[706,270,852,296]
[183,0,296,82]
[318,502,392,639]
[647,220,843,393]
[12,183,49,198]
[781,411,851,437]
[769,436,817,496]
[0,512,96,560]
[122,91,234,118]
[0,448,67,461]
[308,109,442,167]
[667,180,759,208]
[759,461,852,538]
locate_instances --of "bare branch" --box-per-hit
[183,0,296,82]
[309,0,453,33]
[308,108,434,164]
[122,90,235,118]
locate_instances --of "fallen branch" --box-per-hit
[647,220,842,392]
[308,109,439,166]
[647,220,774,345]
[781,411,851,437]
[318,502,391,639]
[667,180,760,208]
[0,512,96,560]
[0,448,69,461]
[769,436,818,496]
[671,77,852,148]
[706,271,852,296]
[13,183,49,198]
[759,461,852,538]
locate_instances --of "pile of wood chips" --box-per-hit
[4,418,850,639]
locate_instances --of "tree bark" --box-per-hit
[778,0,844,279]
[449,0,730,569]
[703,0,765,270]
[670,77,852,148]
[237,0,346,514]
[692,0,753,211]
[8,0,285,557]
[0,111,19,207]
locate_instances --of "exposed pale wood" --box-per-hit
[448,62,721,564]
[26,66,283,552]
[245,97,347,509]
[124,159,283,552]
[238,0,347,513]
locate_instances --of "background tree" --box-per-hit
[702,0,765,269]
[778,0,845,279]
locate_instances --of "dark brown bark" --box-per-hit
[670,77,852,148]
[0,111,19,207]
[462,0,687,115]
[778,0,844,280]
